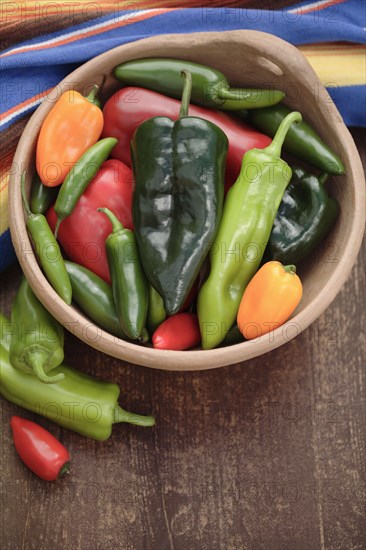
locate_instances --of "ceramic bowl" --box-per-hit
[9,31,366,370]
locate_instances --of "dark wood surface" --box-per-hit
[1,129,365,550]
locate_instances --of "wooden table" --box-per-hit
[1,129,364,550]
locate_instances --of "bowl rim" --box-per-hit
[9,30,366,370]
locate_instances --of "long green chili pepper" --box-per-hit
[0,315,155,440]
[147,285,166,335]
[9,278,64,384]
[114,58,284,110]
[239,104,345,175]
[54,137,118,238]
[98,207,148,340]
[30,172,58,214]
[64,261,148,342]
[21,173,72,305]
[198,111,302,349]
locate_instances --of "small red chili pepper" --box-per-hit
[10,416,70,481]
[152,313,201,351]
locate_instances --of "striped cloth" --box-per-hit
[1,0,365,272]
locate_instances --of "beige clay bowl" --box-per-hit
[9,31,366,370]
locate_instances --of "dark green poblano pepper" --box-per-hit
[9,278,65,384]
[131,70,228,315]
[266,167,339,265]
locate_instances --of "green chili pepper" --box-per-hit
[9,278,64,384]
[54,137,118,238]
[147,286,166,335]
[21,173,72,305]
[132,70,228,315]
[266,167,339,265]
[98,207,148,340]
[30,172,58,214]
[239,104,345,175]
[65,261,149,343]
[114,58,284,110]
[198,111,302,350]
[0,315,155,440]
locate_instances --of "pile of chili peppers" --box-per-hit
[11,59,345,354]
[1,58,344,475]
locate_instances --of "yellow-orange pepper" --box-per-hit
[36,88,103,186]
[237,261,303,340]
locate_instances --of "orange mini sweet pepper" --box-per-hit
[237,261,303,340]
[36,87,103,186]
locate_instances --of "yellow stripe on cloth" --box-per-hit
[0,172,10,235]
[299,43,366,87]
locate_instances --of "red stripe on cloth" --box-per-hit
[297,0,346,14]
[0,87,54,123]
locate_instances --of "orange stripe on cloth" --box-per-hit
[1,8,175,58]
[291,0,347,14]
[0,87,54,124]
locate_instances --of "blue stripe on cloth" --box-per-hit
[328,84,366,127]
[0,229,17,272]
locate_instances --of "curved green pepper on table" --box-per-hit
[198,110,302,350]
[0,313,155,440]
[9,278,64,384]
[114,58,284,110]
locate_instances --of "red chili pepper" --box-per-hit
[152,313,201,351]
[47,159,133,283]
[102,87,271,189]
[10,416,70,481]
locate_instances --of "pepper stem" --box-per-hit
[54,217,61,239]
[113,405,155,427]
[179,70,192,118]
[20,172,32,218]
[26,350,65,384]
[263,111,302,158]
[218,87,284,104]
[319,173,329,185]
[59,463,70,477]
[97,207,124,232]
[85,84,99,105]
[284,264,297,275]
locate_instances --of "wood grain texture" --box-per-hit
[0,130,365,550]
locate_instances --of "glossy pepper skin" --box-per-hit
[65,261,128,340]
[147,286,166,335]
[10,278,64,384]
[102,87,271,188]
[11,416,70,481]
[21,173,72,305]
[98,208,148,340]
[30,172,58,215]
[152,313,201,351]
[237,262,303,340]
[198,111,302,350]
[54,137,118,238]
[36,87,103,186]
[132,71,228,315]
[114,58,284,110]
[47,159,134,283]
[241,104,345,175]
[0,317,155,440]
[267,167,339,265]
